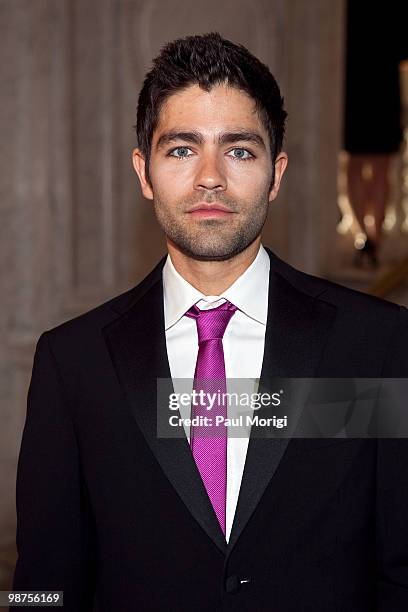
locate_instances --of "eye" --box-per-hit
[168,146,194,159]
[227,148,254,161]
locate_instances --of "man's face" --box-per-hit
[133,83,287,260]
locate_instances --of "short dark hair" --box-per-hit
[135,32,287,185]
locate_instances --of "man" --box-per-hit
[12,32,408,611]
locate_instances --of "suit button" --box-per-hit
[225,575,240,594]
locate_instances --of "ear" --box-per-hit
[268,152,288,202]
[132,148,154,200]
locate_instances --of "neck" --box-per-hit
[166,238,262,295]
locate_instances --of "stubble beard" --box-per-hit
[153,192,270,261]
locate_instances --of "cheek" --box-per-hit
[228,163,270,192]
[149,174,180,207]
[151,162,192,191]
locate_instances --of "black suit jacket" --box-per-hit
[12,247,408,611]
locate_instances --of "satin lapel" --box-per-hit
[226,254,337,555]
[102,271,227,554]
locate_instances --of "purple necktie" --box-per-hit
[185,300,238,535]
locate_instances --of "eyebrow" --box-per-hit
[155,129,266,150]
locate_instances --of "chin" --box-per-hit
[176,240,249,262]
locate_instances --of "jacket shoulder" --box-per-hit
[40,254,167,344]
[266,246,404,316]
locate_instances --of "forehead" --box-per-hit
[154,83,265,137]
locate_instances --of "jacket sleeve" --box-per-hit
[377,306,408,610]
[12,332,96,611]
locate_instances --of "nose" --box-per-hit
[193,150,227,192]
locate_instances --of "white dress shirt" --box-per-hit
[163,243,270,542]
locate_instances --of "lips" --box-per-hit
[187,203,233,213]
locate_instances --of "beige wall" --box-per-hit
[0,0,345,586]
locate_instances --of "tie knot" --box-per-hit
[185,300,237,343]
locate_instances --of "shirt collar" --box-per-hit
[163,243,270,330]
